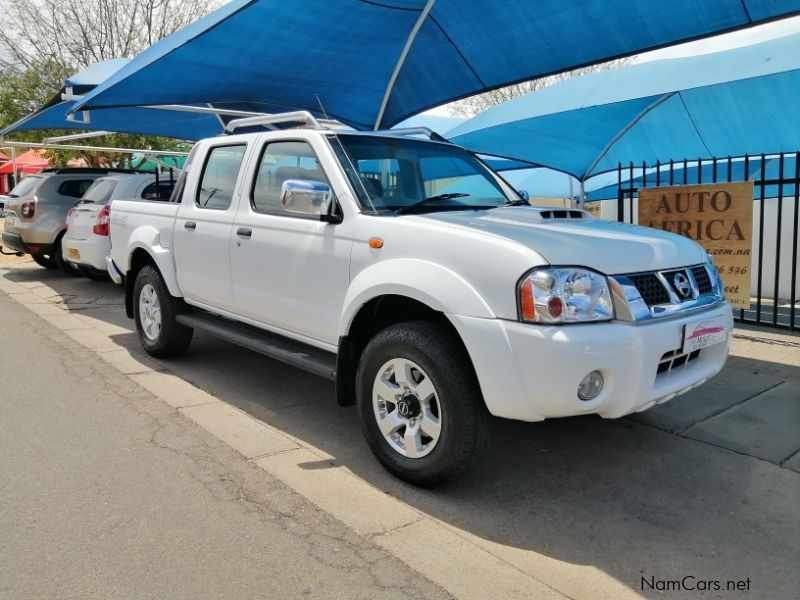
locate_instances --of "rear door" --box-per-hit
[172,143,248,312]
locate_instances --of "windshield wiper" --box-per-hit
[501,198,530,207]
[395,193,470,215]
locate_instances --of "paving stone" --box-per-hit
[630,367,785,432]
[683,381,800,464]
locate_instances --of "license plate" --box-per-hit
[683,316,728,353]
[67,248,80,260]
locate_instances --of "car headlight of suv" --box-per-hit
[518,267,613,323]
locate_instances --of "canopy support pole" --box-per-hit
[581,92,676,181]
[1,140,187,157]
[44,131,112,143]
[10,146,18,187]
[373,0,437,131]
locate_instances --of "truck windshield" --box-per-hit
[330,135,514,214]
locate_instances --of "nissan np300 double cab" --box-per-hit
[107,113,732,486]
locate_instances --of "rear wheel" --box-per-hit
[77,265,109,281]
[133,265,193,358]
[53,234,81,277]
[356,321,490,487]
[31,253,57,269]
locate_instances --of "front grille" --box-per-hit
[692,266,713,295]
[628,274,671,306]
[657,349,701,374]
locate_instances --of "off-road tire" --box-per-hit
[133,265,193,358]
[356,321,491,487]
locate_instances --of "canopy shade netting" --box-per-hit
[448,32,800,181]
[71,0,800,130]
[1,59,225,141]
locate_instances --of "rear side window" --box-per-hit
[142,181,176,201]
[8,176,42,198]
[59,179,95,198]
[196,145,246,210]
[81,178,117,203]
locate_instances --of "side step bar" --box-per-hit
[176,311,337,380]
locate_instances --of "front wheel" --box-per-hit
[356,321,491,487]
[133,265,193,358]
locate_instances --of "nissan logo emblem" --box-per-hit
[673,272,692,298]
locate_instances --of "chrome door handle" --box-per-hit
[184,221,196,231]
[236,227,252,238]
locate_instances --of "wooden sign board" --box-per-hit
[638,182,753,308]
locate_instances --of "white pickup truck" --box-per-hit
[108,113,732,486]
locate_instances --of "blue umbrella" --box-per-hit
[71,0,800,131]
[449,33,800,181]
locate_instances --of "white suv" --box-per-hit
[107,116,732,485]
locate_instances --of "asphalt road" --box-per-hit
[0,292,449,600]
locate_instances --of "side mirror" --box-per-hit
[518,189,530,201]
[280,179,341,222]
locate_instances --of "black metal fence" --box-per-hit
[615,154,800,331]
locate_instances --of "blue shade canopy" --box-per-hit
[2,101,224,140]
[1,59,224,140]
[71,0,800,130]
[449,32,800,180]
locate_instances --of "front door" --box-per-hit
[173,143,248,312]
[230,138,353,346]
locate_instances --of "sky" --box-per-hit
[427,15,800,116]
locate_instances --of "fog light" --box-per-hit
[578,370,604,401]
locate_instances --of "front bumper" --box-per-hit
[450,302,733,422]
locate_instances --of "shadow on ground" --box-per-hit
[5,263,799,599]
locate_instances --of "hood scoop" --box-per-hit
[532,207,592,220]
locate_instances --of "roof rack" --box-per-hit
[225,110,322,133]
[379,127,448,142]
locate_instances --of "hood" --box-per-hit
[417,207,707,274]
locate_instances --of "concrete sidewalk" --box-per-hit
[1,253,798,599]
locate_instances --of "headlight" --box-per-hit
[518,267,613,323]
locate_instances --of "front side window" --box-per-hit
[196,145,246,210]
[59,179,95,198]
[251,140,330,215]
[330,135,513,214]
